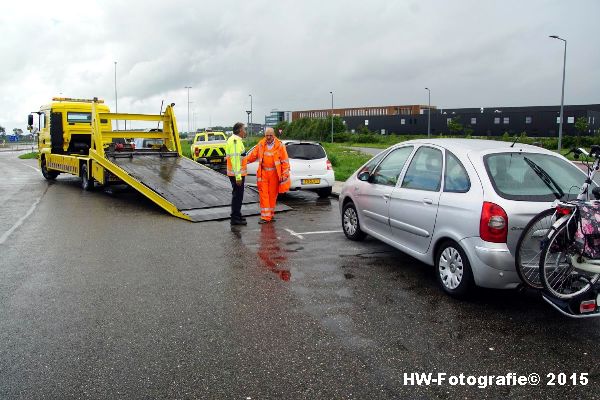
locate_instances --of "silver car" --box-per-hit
[339,139,592,296]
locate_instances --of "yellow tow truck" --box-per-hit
[190,130,227,171]
[27,97,283,221]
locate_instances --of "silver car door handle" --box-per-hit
[423,198,433,205]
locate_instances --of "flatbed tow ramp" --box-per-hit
[108,153,289,222]
[34,98,289,222]
[89,102,290,222]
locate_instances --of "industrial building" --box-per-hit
[287,104,600,137]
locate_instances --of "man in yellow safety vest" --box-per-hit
[225,122,248,225]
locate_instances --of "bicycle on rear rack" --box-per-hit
[516,145,600,318]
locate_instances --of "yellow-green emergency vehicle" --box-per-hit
[190,131,227,171]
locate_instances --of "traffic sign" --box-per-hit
[8,135,18,142]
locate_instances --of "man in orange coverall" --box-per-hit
[245,127,290,224]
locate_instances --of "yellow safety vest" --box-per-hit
[225,134,247,179]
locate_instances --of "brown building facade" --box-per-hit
[291,104,435,120]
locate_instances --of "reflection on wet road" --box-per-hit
[257,223,291,281]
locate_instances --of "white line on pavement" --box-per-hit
[284,228,343,239]
[0,196,42,245]
[300,230,343,235]
[26,165,40,172]
[284,228,304,239]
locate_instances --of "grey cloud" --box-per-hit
[1,0,599,131]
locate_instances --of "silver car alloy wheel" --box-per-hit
[343,207,357,236]
[439,246,464,290]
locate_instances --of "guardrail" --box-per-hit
[0,141,36,152]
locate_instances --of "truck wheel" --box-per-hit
[41,158,59,180]
[81,164,94,191]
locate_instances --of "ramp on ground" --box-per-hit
[111,154,290,222]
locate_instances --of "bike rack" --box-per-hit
[542,287,600,318]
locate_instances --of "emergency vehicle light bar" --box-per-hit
[52,97,104,103]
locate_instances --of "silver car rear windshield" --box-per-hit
[286,143,326,160]
[484,152,594,202]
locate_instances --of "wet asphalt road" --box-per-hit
[1,152,600,400]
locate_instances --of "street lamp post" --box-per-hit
[425,87,431,138]
[185,86,192,134]
[549,35,567,152]
[330,91,334,143]
[246,110,251,137]
[249,94,253,136]
[114,61,118,130]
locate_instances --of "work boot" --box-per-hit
[231,218,247,226]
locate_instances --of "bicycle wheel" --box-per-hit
[539,220,600,299]
[515,208,557,289]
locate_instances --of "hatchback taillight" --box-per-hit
[480,202,508,243]
[326,160,333,170]
[194,148,199,156]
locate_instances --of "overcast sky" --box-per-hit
[1,0,599,132]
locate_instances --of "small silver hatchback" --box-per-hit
[339,139,592,296]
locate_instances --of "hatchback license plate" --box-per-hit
[302,178,321,185]
[210,158,222,163]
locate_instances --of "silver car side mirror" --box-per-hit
[357,171,371,182]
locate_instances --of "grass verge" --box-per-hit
[18,152,38,159]
[322,143,372,182]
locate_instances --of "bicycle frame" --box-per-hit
[573,147,600,201]
[548,148,600,274]
[516,146,600,317]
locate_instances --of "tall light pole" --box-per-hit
[246,110,251,137]
[549,35,567,152]
[184,86,192,134]
[330,91,334,143]
[425,87,431,138]
[248,94,253,136]
[114,61,118,130]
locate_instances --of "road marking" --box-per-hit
[26,165,40,173]
[302,230,343,235]
[284,228,304,239]
[284,228,343,240]
[0,196,42,245]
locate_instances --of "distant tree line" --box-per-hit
[269,115,600,150]
[273,117,345,142]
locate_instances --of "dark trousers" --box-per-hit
[229,176,245,220]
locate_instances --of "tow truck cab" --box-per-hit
[30,97,112,156]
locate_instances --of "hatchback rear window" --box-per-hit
[286,143,326,160]
[484,152,593,201]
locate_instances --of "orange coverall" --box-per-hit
[260,150,280,221]
[245,139,290,222]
